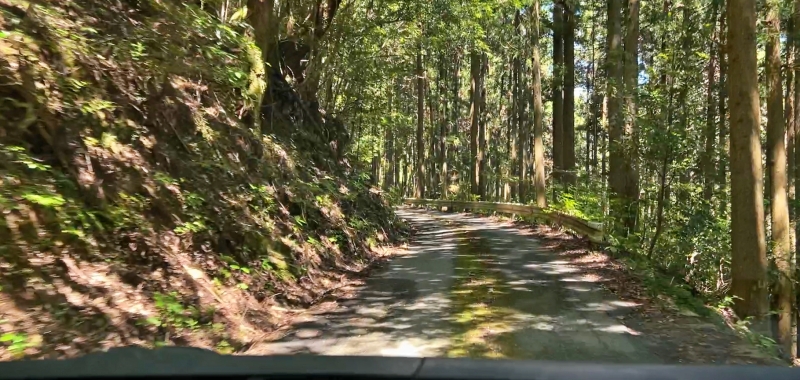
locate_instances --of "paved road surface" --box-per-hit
[258,209,660,362]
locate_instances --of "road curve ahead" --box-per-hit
[258,208,660,363]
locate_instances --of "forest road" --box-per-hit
[256,208,661,362]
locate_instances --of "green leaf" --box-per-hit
[21,193,66,208]
[229,6,248,22]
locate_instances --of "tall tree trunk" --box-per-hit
[587,1,598,180]
[428,75,437,195]
[518,62,529,201]
[325,78,335,110]
[247,0,278,133]
[563,1,576,186]
[247,0,279,70]
[787,21,796,200]
[514,10,526,201]
[479,53,488,199]
[702,2,719,202]
[450,52,460,196]
[553,1,564,186]
[621,0,640,231]
[511,55,520,201]
[394,80,403,190]
[607,0,625,232]
[794,0,800,355]
[765,0,794,357]
[383,89,395,190]
[728,0,769,325]
[470,50,481,197]
[717,7,728,215]
[648,60,676,259]
[415,44,426,198]
[439,56,449,199]
[531,1,547,208]
[503,63,513,201]
[675,3,693,210]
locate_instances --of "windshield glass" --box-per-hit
[0,0,793,367]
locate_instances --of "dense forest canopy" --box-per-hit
[3,0,800,363]
[236,0,800,360]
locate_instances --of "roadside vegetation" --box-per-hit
[0,0,405,359]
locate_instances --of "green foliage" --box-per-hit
[107,193,148,230]
[384,186,405,205]
[0,332,31,358]
[20,193,66,208]
[548,187,604,222]
[174,220,207,235]
[79,99,116,116]
[215,340,234,354]
[0,0,404,359]
[148,292,213,331]
[4,146,51,171]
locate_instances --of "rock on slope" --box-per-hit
[0,0,405,359]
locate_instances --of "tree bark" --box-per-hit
[728,0,769,324]
[531,1,547,208]
[383,89,395,190]
[518,63,529,202]
[514,10,526,201]
[587,1,599,179]
[563,1,576,186]
[607,0,625,232]
[765,0,794,358]
[621,0,640,231]
[438,56,449,199]
[450,52,460,197]
[701,2,719,202]
[415,44,426,198]
[717,7,728,215]
[504,62,513,201]
[648,61,676,259]
[479,53,488,199]
[787,22,796,200]
[247,0,279,133]
[511,56,520,201]
[470,50,481,198]
[674,3,693,209]
[428,70,437,195]
[247,0,279,70]
[552,1,564,186]
[794,0,800,355]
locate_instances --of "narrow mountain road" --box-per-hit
[255,208,664,362]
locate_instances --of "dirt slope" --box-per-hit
[0,0,405,360]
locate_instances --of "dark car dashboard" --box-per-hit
[0,346,796,380]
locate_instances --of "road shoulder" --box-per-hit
[481,213,783,365]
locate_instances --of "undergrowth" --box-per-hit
[0,0,406,359]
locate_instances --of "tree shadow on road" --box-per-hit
[253,209,667,363]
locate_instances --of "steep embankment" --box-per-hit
[0,0,405,359]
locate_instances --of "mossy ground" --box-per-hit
[448,230,516,358]
[0,0,406,359]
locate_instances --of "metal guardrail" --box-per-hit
[403,198,605,243]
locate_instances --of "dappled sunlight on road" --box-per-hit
[253,208,658,363]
